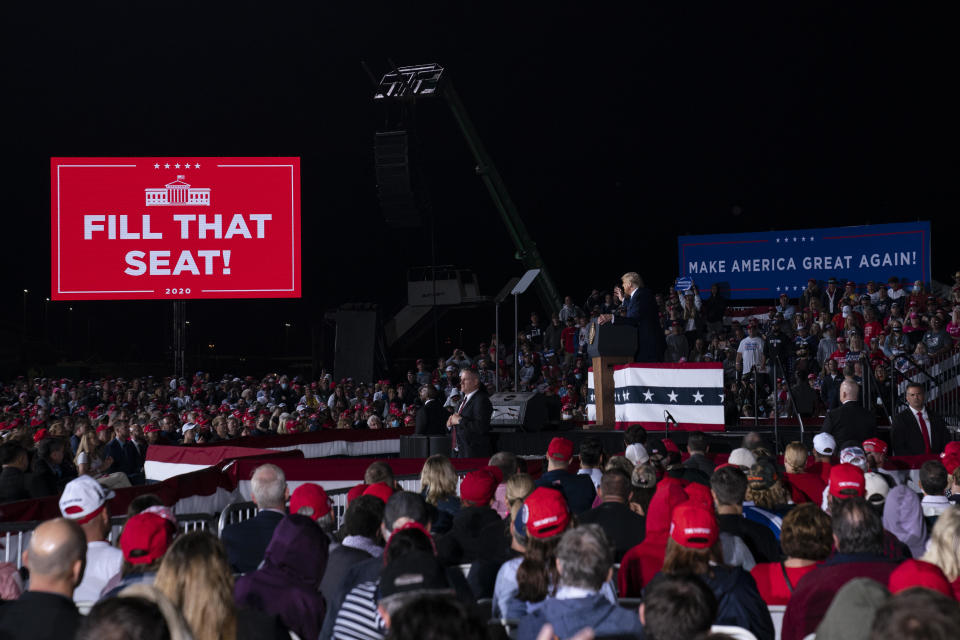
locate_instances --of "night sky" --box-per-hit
[4,2,957,373]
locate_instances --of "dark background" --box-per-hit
[3,2,956,377]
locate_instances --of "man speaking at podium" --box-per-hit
[596,272,664,362]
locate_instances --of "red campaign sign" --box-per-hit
[51,157,301,300]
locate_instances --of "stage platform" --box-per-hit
[489,422,893,457]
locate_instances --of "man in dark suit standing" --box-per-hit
[415,384,446,436]
[221,463,288,573]
[821,380,877,448]
[596,271,665,362]
[446,368,492,458]
[891,382,950,455]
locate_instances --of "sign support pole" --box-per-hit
[173,301,186,381]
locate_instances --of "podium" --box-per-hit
[587,320,637,429]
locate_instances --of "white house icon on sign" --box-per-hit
[145,175,211,206]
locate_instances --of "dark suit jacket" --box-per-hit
[615,287,665,362]
[577,501,646,562]
[454,390,493,458]
[890,407,950,455]
[0,591,81,640]
[221,509,285,574]
[0,466,29,503]
[415,399,447,436]
[821,401,877,448]
[683,453,716,479]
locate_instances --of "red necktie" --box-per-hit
[916,410,932,454]
[451,397,467,452]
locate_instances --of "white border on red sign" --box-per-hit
[55,161,298,296]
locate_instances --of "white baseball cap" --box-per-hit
[864,472,891,505]
[181,422,197,433]
[59,475,115,524]
[727,447,757,470]
[813,433,837,456]
[625,443,649,465]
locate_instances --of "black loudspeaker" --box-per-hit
[334,309,378,383]
[488,392,556,432]
[375,131,422,228]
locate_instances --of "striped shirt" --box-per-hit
[331,580,386,640]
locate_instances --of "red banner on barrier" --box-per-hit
[50,157,301,300]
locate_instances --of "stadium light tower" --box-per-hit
[373,63,561,315]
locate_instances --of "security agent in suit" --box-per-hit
[446,368,493,458]
[415,384,447,436]
[820,379,877,448]
[221,463,288,574]
[596,271,665,362]
[891,382,950,455]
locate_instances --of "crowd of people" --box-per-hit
[2,429,960,640]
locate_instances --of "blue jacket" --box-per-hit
[534,469,596,515]
[649,565,773,640]
[516,592,644,640]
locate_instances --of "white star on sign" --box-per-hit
[622,390,630,400]
[793,237,797,241]
[693,390,704,403]
[194,162,201,168]
[643,389,654,402]
[185,163,191,168]
[164,163,170,169]
[809,236,814,241]
[667,390,678,403]
[154,163,160,169]
[776,238,780,243]
[174,163,181,169]
[719,393,724,402]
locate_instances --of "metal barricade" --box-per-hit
[217,501,258,537]
[0,521,39,569]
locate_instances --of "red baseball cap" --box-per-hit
[829,463,866,499]
[670,503,718,549]
[32,428,48,443]
[346,483,368,504]
[363,482,394,504]
[547,437,574,461]
[121,512,173,565]
[289,483,332,520]
[940,452,960,475]
[661,438,681,455]
[888,560,954,598]
[862,438,888,455]
[460,468,499,505]
[941,441,960,459]
[96,424,111,433]
[520,487,570,539]
[684,483,714,510]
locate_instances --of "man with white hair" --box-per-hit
[515,525,643,640]
[820,379,877,448]
[221,463,288,573]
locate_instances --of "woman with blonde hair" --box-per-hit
[155,531,286,640]
[782,441,825,504]
[921,505,960,600]
[419,454,460,534]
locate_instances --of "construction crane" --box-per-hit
[372,63,562,315]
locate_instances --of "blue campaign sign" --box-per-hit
[678,221,931,300]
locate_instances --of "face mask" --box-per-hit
[575,374,582,380]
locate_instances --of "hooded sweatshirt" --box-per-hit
[814,577,889,640]
[235,514,330,640]
[515,590,645,640]
[882,485,928,559]
[617,477,689,596]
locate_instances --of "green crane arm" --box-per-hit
[442,84,562,315]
